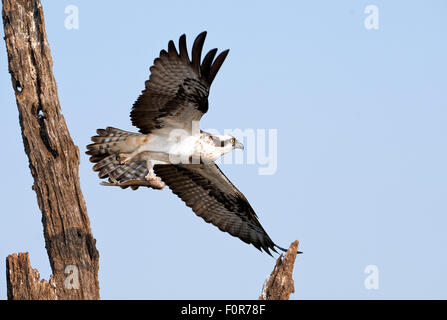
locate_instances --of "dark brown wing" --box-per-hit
[130,32,229,133]
[154,163,282,254]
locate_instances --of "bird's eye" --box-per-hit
[231,138,235,145]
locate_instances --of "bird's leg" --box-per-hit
[118,149,140,164]
[144,160,156,180]
[144,160,166,189]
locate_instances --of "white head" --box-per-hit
[210,134,244,156]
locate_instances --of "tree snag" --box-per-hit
[259,240,299,300]
[2,0,99,299]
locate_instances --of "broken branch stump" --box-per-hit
[259,240,299,300]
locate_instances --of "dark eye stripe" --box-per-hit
[211,136,233,147]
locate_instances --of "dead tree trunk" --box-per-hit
[259,240,299,300]
[2,0,99,299]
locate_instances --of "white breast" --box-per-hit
[196,135,221,161]
[137,130,219,164]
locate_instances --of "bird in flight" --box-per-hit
[87,32,287,255]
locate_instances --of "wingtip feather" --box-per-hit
[178,34,189,61]
[168,40,178,56]
[191,31,207,74]
[208,49,229,84]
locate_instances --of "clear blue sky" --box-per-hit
[1,0,446,299]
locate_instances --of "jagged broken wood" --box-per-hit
[6,253,58,300]
[2,0,99,299]
[259,240,299,300]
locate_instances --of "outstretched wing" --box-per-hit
[130,31,229,133]
[154,163,282,254]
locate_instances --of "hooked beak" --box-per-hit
[235,141,244,150]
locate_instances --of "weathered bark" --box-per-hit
[6,253,58,300]
[2,0,100,299]
[259,240,299,300]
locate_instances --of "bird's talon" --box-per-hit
[145,175,165,189]
[145,174,156,181]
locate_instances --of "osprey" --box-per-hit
[87,32,286,255]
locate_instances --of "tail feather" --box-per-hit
[92,154,117,171]
[86,127,148,189]
[113,161,146,181]
[86,126,136,156]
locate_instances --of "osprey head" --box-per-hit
[211,134,244,155]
